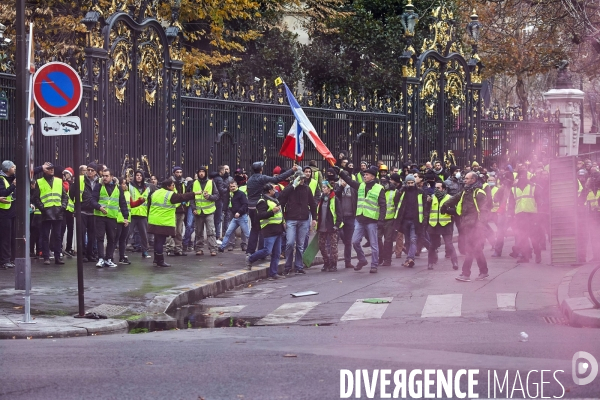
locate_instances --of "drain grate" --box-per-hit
[85,304,129,317]
[543,316,567,325]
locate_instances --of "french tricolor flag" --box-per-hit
[279,81,336,166]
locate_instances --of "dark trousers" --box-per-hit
[30,215,42,255]
[61,211,74,252]
[493,214,510,255]
[339,216,355,266]
[377,219,395,263]
[82,213,96,258]
[247,208,264,254]
[461,226,487,277]
[154,234,167,254]
[514,212,540,260]
[215,200,223,239]
[0,218,15,264]
[95,216,117,260]
[428,233,458,266]
[115,223,130,260]
[41,219,62,259]
[455,217,466,255]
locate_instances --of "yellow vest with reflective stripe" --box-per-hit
[148,188,176,227]
[429,194,452,227]
[66,193,74,213]
[356,173,364,184]
[239,185,247,195]
[316,197,344,230]
[384,190,397,220]
[258,198,283,229]
[37,177,63,209]
[490,186,499,212]
[456,188,486,215]
[394,191,424,223]
[129,184,148,217]
[117,191,131,223]
[79,175,85,202]
[512,185,537,214]
[357,183,383,220]
[94,185,120,219]
[308,179,317,196]
[0,176,12,210]
[192,180,216,214]
[589,191,600,211]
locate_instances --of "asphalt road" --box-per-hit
[1,250,599,400]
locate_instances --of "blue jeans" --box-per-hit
[285,219,310,271]
[248,234,281,277]
[401,219,418,260]
[220,214,250,250]
[351,220,379,268]
[183,207,195,247]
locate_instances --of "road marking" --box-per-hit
[208,305,246,314]
[496,293,517,311]
[341,298,394,321]
[421,294,462,317]
[256,302,320,325]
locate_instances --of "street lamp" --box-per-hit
[401,0,419,37]
[466,9,482,49]
[399,0,419,73]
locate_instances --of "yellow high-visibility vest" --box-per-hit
[357,183,383,220]
[148,189,176,227]
[37,177,63,209]
[117,191,131,223]
[94,185,120,219]
[129,184,148,217]
[0,176,12,210]
[384,190,397,220]
[258,198,283,229]
[512,185,537,214]
[192,180,216,214]
[394,191,424,223]
[429,194,452,227]
[456,188,486,215]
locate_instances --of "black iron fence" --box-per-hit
[1,71,564,176]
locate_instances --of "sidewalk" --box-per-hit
[558,261,600,327]
[0,238,372,338]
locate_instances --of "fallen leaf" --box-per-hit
[219,263,223,266]
[237,395,244,398]
[283,354,297,358]
[146,362,153,365]
[26,336,32,340]
[13,306,23,309]
[219,312,224,315]
[248,284,252,287]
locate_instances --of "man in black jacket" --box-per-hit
[245,162,297,255]
[335,175,357,268]
[90,168,129,268]
[166,166,188,256]
[337,165,386,273]
[81,163,100,261]
[246,184,285,280]
[0,160,16,269]
[394,174,428,269]
[32,163,69,265]
[279,171,317,275]
[218,181,249,252]
[442,172,489,282]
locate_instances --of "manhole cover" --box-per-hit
[85,304,129,317]
[543,316,567,325]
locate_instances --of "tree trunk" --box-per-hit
[516,75,529,121]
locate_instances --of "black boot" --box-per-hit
[153,252,158,264]
[156,253,171,268]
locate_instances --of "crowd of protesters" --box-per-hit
[0,152,598,282]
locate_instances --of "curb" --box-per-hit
[557,266,600,328]
[0,315,128,339]
[144,251,371,315]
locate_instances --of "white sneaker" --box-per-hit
[105,259,117,268]
[216,239,222,245]
[96,258,105,268]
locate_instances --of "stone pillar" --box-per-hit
[543,88,585,156]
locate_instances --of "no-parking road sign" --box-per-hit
[33,62,82,117]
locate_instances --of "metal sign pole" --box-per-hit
[73,134,85,316]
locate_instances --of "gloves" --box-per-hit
[333,165,341,175]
